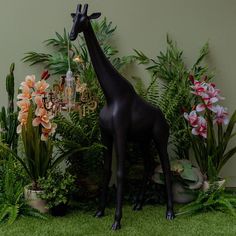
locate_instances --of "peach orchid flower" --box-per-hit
[17,112,28,133]
[32,80,49,96]
[32,108,51,129]
[17,85,31,100]
[17,99,30,113]
[41,123,57,141]
[20,75,35,88]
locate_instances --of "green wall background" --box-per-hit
[0,0,236,185]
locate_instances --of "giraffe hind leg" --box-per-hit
[152,127,175,220]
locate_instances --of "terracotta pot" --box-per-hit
[24,185,48,213]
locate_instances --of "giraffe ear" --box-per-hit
[71,13,76,18]
[89,12,101,20]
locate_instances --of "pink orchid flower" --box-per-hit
[32,80,49,96]
[196,99,216,112]
[32,108,51,129]
[21,75,35,88]
[207,84,224,101]
[214,105,229,125]
[17,85,31,100]
[191,116,207,138]
[184,110,199,127]
[17,99,30,113]
[190,80,208,96]
[41,123,57,141]
[196,84,224,112]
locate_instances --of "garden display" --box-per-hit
[0,2,236,233]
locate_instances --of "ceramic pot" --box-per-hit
[24,185,48,213]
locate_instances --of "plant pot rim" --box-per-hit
[24,184,43,192]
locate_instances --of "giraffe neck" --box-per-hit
[83,21,134,103]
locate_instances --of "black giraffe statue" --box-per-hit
[69,3,175,230]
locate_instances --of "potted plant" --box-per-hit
[0,73,67,213]
[38,170,75,216]
[152,159,203,203]
[184,75,236,183]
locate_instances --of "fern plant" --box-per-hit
[178,182,236,216]
[133,36,210,160]
[0,154,46,224]
[54,111,104,182]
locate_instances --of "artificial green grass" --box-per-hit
[1,205,236,236]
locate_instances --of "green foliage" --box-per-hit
[0,63,18,151]
[22,18,134,75]
[54,111,104,181]
[133,36,210,159]
[0,155,46,224]
[38,171,75,209]
[178,181,236,216]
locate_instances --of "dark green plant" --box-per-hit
[0,154,46,224]
[133,36,210,159]
[22,18,133,76]
[178,181,236,216]
[0,63,18,151]
[38,171,76,209]
[54,111,104,184]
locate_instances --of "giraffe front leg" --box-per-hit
[95,128,113,218]
[111,130,127,230]
[133,141,153,211]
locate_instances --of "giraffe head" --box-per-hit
[69,4,101,41]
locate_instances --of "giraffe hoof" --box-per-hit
[166,210,175,220]
[111,221,121,230]
[94,210,104,218]
[133,203,143,211]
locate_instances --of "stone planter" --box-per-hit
[172,182,196,204]
[24,185,48,213]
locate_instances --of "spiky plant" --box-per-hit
[0,63,18,152]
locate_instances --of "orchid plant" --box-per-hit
[184,75,236,181]
[0,72,68,190]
